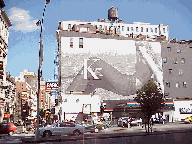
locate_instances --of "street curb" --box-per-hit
[22,128,192,143]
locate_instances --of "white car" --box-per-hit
[131,118,142,126]
[39,122,86,137]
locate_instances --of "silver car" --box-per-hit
[39,122,86,137]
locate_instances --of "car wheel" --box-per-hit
[73,130,81,136]
[9,131,14,136]
[43,131,51,137]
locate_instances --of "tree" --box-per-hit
[134,80,165,133]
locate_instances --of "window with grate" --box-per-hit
[169,69,172,74]
[166,82,170,88]
[70,38,73,48]
[150,28,153,32]
[183,82,187,88]
[179,69,183,76]
[131,27,134,31]
[163,57,167,63]
[141,27,143,32]
[173,58,178,64]
[79,38,83,48]
[146,28,148,32]
[136,27,139,32]
[155,28,157,33]
[177,48,181,53]
[176,82,180,88]
[122,26,124,31]
[167,47,171,52]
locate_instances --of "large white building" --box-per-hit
[59,19,169,41]
[56,28,164,121]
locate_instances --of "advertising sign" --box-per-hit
[4,113,10,118]
[46,82,58,90]
[179,107,192,114]
[83,104,91,114]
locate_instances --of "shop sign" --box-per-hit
[4,113,10,118]
[83,104,91,114]
[179,107,192,114]
[46,82,58,90]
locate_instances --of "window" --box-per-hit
[76,99,79,103]
[131,27,134,31]
[127,27,129,31]
[68,24,71,30]
[176,82,180,88]
[163,28,166,33]
[100,25,102,29]
[150,28,153,32]
[79,38,83,48]
[60,123,66,127]
[136,27,139,32]
[181,58,185,64]
[173,58,178,64]
[163,57,167,63]
[167,47,171,52]
[155,28,157,33]
[70,38,73,48]
[179,69,183,75]
[105,26,107,30]
[141,27,143,32]
[166,82,170,88]
[146,28,148,32]
[169,69,172,74]
[122,26,124,31]
[177,48,181,53]
[183,82,187,88]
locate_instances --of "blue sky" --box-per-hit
[3,0,192,81]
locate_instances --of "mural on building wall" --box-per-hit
[59,36,163,100]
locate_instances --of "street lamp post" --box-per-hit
[35,0,50,139]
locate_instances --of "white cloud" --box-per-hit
[8,7,40,32]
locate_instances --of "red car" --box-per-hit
[0,123,17,135]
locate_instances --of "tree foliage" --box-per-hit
[134,80,165,132]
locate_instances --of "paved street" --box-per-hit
[0,122,192,143]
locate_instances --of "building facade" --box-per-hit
[162,42,192,99]
[0,8,12,118]
[56,28,164,121]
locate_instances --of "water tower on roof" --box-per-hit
[108,6,118,22]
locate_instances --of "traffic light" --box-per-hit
[0,61,3,79]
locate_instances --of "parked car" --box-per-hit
[153,118,166,124]
[118,117,130,127]
[39,122,86,137]
[0,123,17,135]
[131,118,142,126]
[184,116,192,124]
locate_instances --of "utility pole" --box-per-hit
[35,0,50,139]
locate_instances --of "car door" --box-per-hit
[58,122,67,135]
[52,123,60,135]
